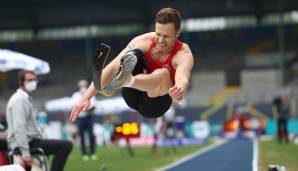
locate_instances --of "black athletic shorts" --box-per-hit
[121,49,172,118]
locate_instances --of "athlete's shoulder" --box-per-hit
[179,42,192,54]
[130,32,154,51]
[175,42,194,62]
[133,32,154,42]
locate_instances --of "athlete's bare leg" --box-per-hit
[132,68,173,97]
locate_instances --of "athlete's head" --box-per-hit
[155,7,181,51]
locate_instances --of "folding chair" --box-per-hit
[8,148,48,171]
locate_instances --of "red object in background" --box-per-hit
[223,114,254,133]
[223,115,240,133]
[259,119,266,133]
[0,151,9,166]
[111,122,140,141]
[0,138,9,166]
[223,113,266,136]
[239,115,252,131]
[278,127,286,138]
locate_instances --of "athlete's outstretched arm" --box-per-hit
[70,82,97,122]
[70,43,132,122]
[169,44,194,102]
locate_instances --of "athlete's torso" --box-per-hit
[144,38,183,84]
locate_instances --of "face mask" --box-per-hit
[24,80,38,92]
[80,87,87,93]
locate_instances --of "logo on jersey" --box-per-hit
[163,64,171,72]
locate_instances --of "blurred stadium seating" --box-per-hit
[0,0,298,120]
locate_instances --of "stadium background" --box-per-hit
[0,0,298,142]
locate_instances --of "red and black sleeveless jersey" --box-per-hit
[144,38,183,84]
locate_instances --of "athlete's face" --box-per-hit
[155,23,180,51]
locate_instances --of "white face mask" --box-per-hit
[80,87,87,93]
[24,80,38,92]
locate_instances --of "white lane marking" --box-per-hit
[156,139,228,171]
[252,138,259,171]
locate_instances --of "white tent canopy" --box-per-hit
[0,48,50,75]
[45,96,133,115]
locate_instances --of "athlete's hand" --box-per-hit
[70,98,91,122]
[169,85,184,103]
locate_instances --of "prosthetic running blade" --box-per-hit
[92,43,114,97]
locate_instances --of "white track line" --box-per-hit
[156,139,228,171]
[252,138,259,171]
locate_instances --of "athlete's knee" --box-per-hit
[129,49,144,61]
[152,69,171,87]
[153,68,170,79]
[142,69,170,90]
[125,49,144,75]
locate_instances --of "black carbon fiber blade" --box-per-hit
[92,43,110,93]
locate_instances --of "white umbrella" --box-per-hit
[45,96,132,115]
[45,97,75,112]
[93,97,132,114]
[0,48,50,75]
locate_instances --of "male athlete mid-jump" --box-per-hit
[70,7,194,121]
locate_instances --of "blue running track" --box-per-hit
[158,138,256,171]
